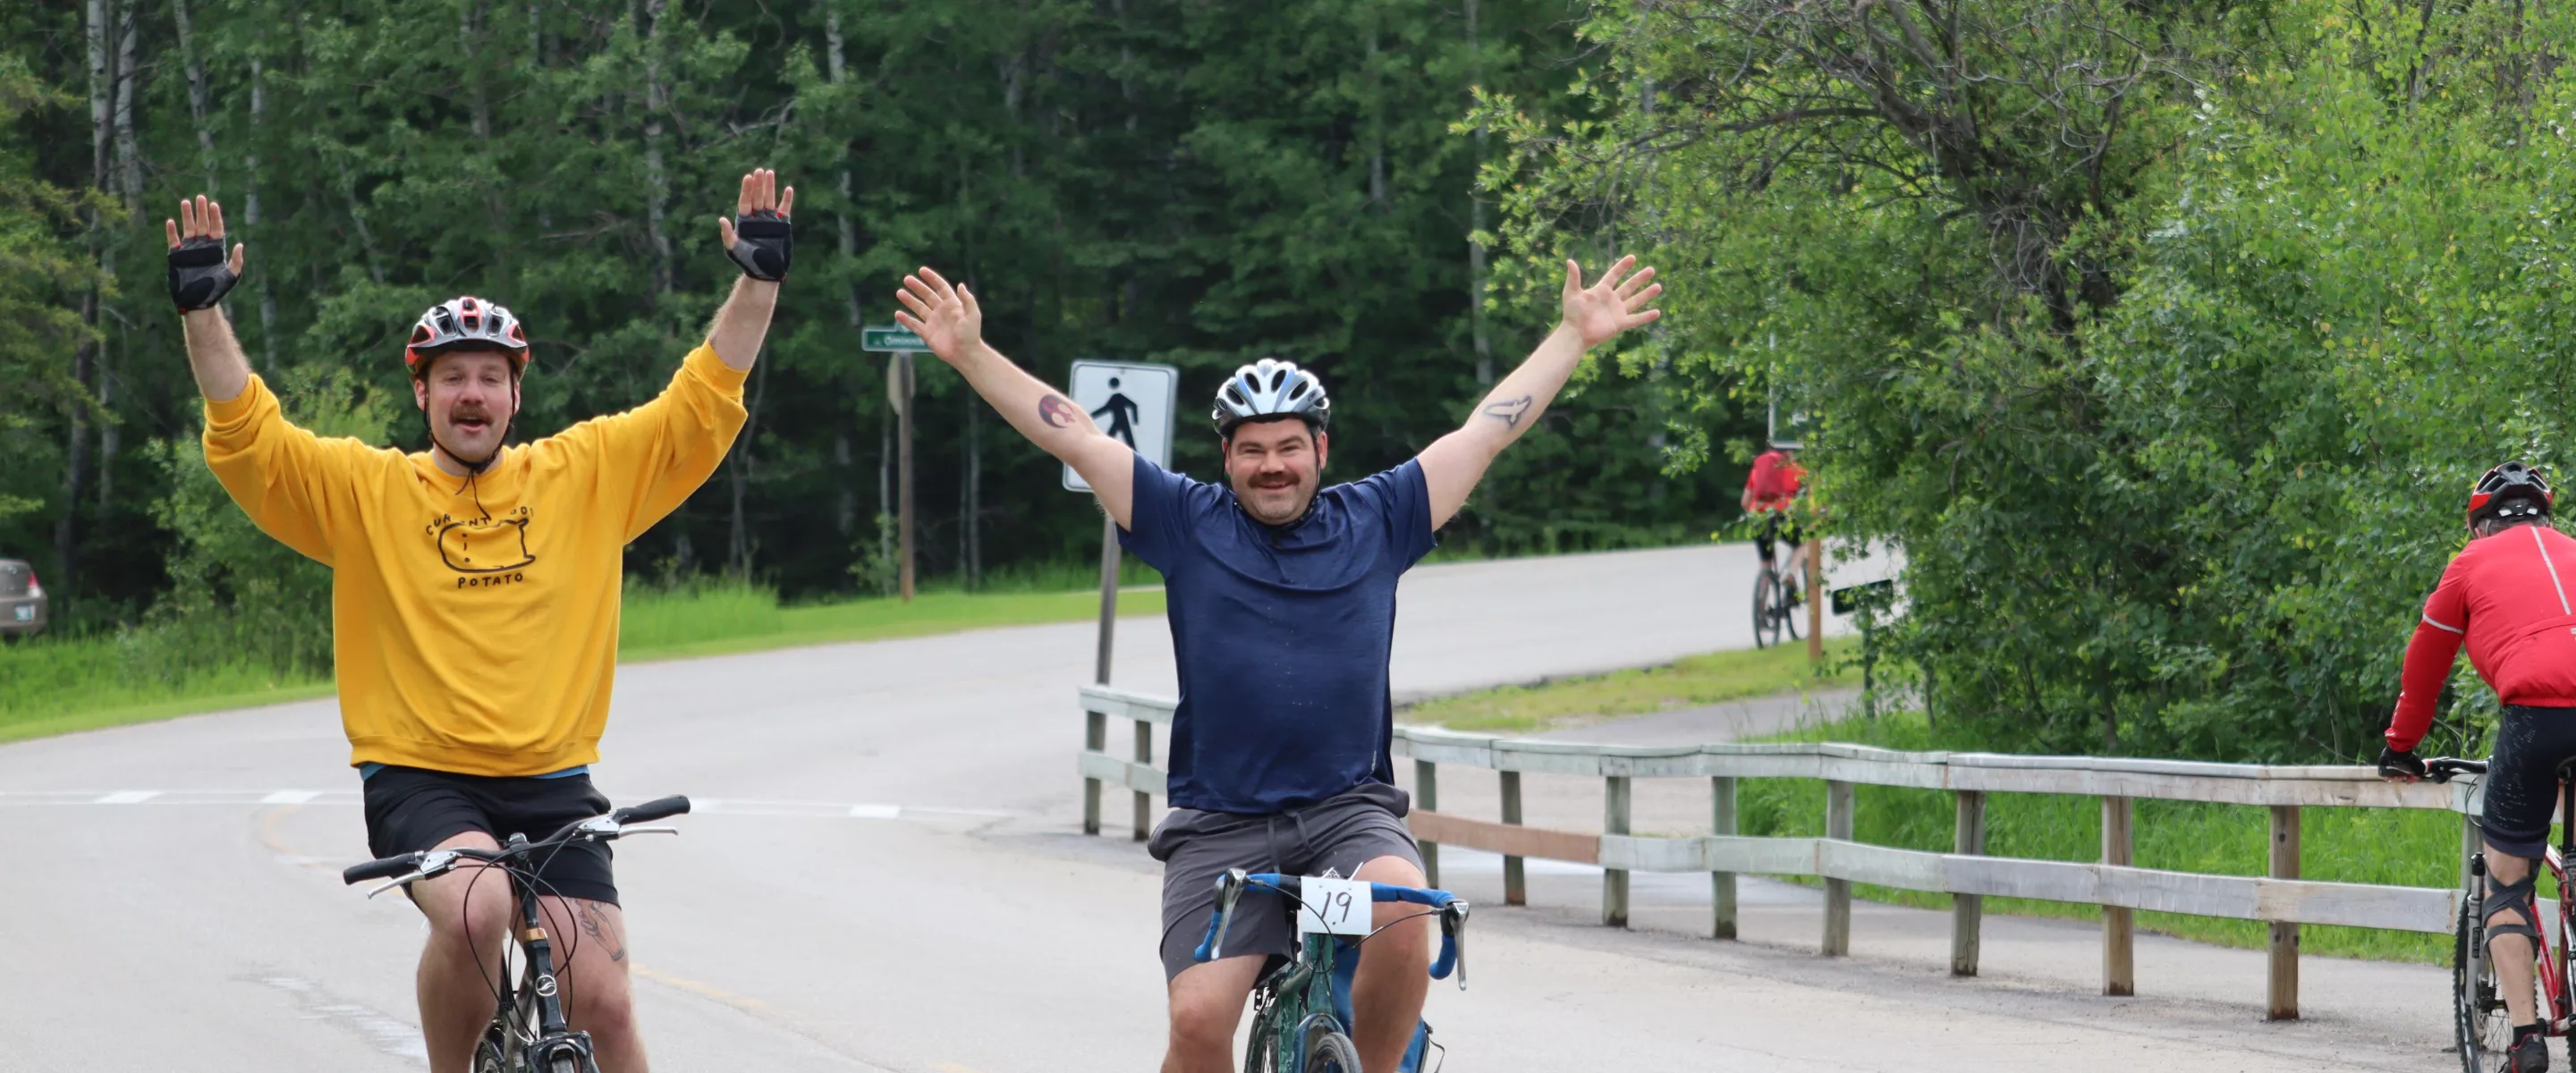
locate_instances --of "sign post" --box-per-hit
[863,325,930,602]
[1063,359,1180,689]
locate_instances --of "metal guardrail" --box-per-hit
[1076,684,2479,1021]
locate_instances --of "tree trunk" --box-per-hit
[462,0,511,275]
[834,429,855,537]
[59,0,115,604]
[99,0,141,518]
[639,0,674,296]
[1465,0,1492,384]
[826,10,863,330]
[245,56,278,370]
[1366,29,1385,209]
[961,394,981,589]
[174,0,220,191]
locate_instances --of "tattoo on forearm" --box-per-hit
[1482,395,1533,428]
[1038,394,1080,429]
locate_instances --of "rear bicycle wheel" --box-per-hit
[1301,1030,1361,1073]
[2457,877,2513,1073]
[1752,569,1782,649]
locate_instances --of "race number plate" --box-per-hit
[1296,876,1373,937]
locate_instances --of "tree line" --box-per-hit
[1,0,1756,633]
[1493,0,2576,760]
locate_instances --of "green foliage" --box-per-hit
[1404,638,1858,733]
[1488,0,2576,760]
[2,0,1753,639]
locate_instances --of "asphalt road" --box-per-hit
[0,545,2452,1071]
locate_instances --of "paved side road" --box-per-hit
[0,545,2452,1071]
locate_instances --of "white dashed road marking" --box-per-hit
[0,790,1015,820]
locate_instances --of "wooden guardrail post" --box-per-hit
[1713,775,1739,940]
[1824,780,1853,956]
[1952,790,1986,976]
[2102,796,2134,996]
[1501,770,1526,906]
[1605,774,1631,927]
[2269,805,2301,1020]
[1416,759,1440,889]
[1131,718,1153,841]
[1083,708,1106,836]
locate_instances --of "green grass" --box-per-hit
[1402,638,1861,733]
[1727,709,2463,963]
[616,581,1165,662]
[0,578,1165,744]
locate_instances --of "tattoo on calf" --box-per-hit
[1482,395,1534,428]
[1038,394,1080,429]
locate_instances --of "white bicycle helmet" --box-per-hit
[1213,358,1330,434]
[404,295,530,375]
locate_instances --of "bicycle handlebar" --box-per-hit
[342,856,420,883]
[339,793,691,888]
[614,795,691,824]
[1192,869,1470,986]
[2424,757,2488,784]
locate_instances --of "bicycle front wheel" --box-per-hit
[1752,570,1782,649]
[2456,881,2513,1073]
[1243,985,1283,1073]
[1301,1030,1361,1073]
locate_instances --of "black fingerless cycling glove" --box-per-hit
[2377,745,2426,780]
[726,210,792,283]
[167,235,240,312]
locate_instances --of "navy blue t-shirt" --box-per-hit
[1119,453,1438,814]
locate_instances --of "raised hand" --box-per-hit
[165,194,246,312]
[892,267,982,365]
[1560,255,1662,348]
[718,168,795,283]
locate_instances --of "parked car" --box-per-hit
[0,559,47,642]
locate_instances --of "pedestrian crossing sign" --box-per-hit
[1063,360,1181,492]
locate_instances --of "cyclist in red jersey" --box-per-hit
[1742,441,1807,596]
[2380,460,2576,1072]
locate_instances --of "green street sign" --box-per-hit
[861,325,928,352]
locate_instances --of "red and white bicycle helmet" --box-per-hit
[403,296,530,374]
[2469,460,2555,526]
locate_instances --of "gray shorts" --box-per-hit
[1149,782,1422,981]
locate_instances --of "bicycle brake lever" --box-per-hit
[615,825,681,836]
[367,872,426,899]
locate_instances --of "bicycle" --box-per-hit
[1194,867,1470,1073]
[1750,515,1804,649]
[2422,755,2563,1073]
[342,794,694,1073]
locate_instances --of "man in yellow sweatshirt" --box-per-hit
[165,168,795,1073]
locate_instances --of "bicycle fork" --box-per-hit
[507,849,597,1071]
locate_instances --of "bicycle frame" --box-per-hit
[2462,773,2576,1040]
[486,832,597,1072]
[1199,871,1462,1073]
[344,795,687,1073]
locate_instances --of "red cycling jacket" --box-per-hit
[1745,450,1804,512]
[2387,523,2576,751]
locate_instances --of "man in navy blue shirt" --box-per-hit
[894,256,1661,1073]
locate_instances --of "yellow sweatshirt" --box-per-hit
[203,344,749,776]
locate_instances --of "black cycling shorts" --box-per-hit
[1755,511,1803,563]
[2481,705,2576,859]
[361,765,620,905]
